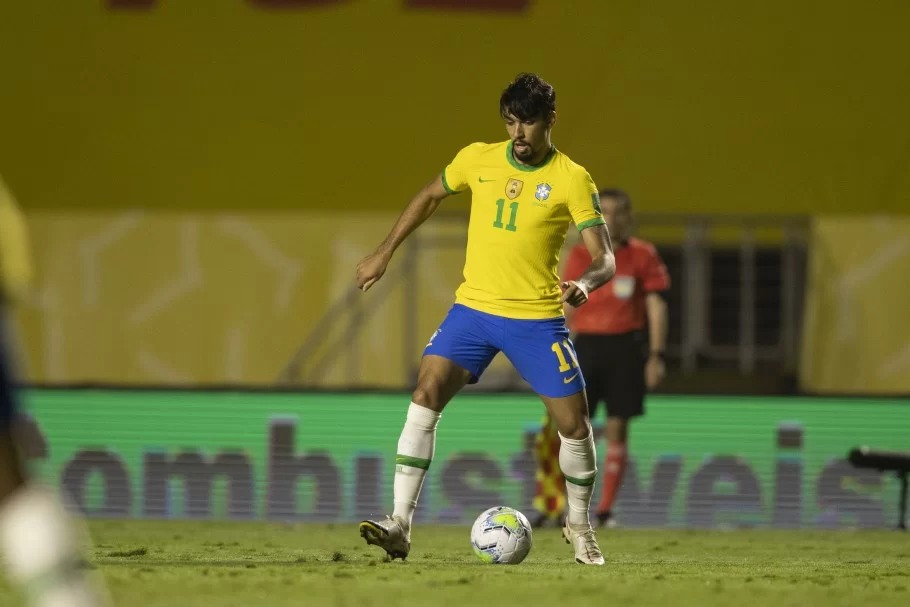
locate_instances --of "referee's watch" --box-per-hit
[649,350,666,360]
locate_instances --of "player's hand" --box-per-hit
[355,250,391,292]
[645,354,665,390]
[559,280,590,307]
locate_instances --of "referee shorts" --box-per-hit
[574,330,648,420]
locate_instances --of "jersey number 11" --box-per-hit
[493,199,518,232]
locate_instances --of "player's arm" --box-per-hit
[355,174,450,291]
[560,243,587,325]
[562,169,614,306]
[560,224,615,308]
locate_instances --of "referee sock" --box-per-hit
[391,403,441,529]
[558,431,597,528]
[596,442,628,515]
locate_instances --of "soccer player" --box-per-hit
[355,74,616,565]
[563,188,671,528]
[0,174,111,607]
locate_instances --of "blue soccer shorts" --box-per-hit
[423,304,585,398]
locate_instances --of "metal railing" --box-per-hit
[659,214,809,375]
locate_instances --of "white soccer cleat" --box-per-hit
[562,521,605,565]
[359,515,411,561]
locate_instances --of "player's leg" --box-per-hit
[360,305,498,560]
[538,390,596,522]
[570,334,615,527]
[390,354,471,526]
[573,334,606,423]
[530,334,606,528]
[502,319,603,565]
[0,323,110,607]
[540,390,604,565]
[595,331,647,527]
[359,355,470,559]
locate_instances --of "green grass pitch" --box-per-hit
[1,521,908,606]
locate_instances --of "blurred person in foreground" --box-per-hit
[532,188,670,529]
[0,175,111,607]
[355,73,616,565]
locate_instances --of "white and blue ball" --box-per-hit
[470,506,533,564]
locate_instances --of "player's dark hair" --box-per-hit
[599,188,632,211]
[500,73,556,122]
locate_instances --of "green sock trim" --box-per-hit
[396,455,432,470]
[564,474,596,487]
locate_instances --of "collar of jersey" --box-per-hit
[506,141,556,172]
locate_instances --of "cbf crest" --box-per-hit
[535,183,552,201]
[506,178,524,200]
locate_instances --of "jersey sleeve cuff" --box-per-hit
[575,217,606,232]
[441,169,458,195]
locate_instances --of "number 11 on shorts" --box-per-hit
[551,339,579,372]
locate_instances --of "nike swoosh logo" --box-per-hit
[563,373,579,384]
[478,177,495,183]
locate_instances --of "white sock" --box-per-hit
[558,431,597,528]
[0,484,110,607]
[391,402,441,529]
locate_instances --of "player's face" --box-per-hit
[602,196,633,243]
[504,112,554,164]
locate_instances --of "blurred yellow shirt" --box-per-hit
[0,174,33,303]
[442,141,604,319]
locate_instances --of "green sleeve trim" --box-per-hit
[576,217,606,232]
[396,454,432,470]
[564,473,596,487]
[441,169,457,195]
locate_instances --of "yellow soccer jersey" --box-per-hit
[0,174,33,303]
[442,140,605,319]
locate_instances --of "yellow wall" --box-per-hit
[12,209,474,387]
[3,2,909,390]
[1,1,908,215]
[12,209,910,393]
[800,217,910,395]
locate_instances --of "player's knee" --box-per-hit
[559,417,592,441]
[411,383,443,410]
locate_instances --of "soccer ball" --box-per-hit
[470,506,533,564]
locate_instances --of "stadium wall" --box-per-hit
[1,1,908,217]
[21,389,910,529]
[12,211,910,394]
[800,217,910,395]
[12,209,442,387]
